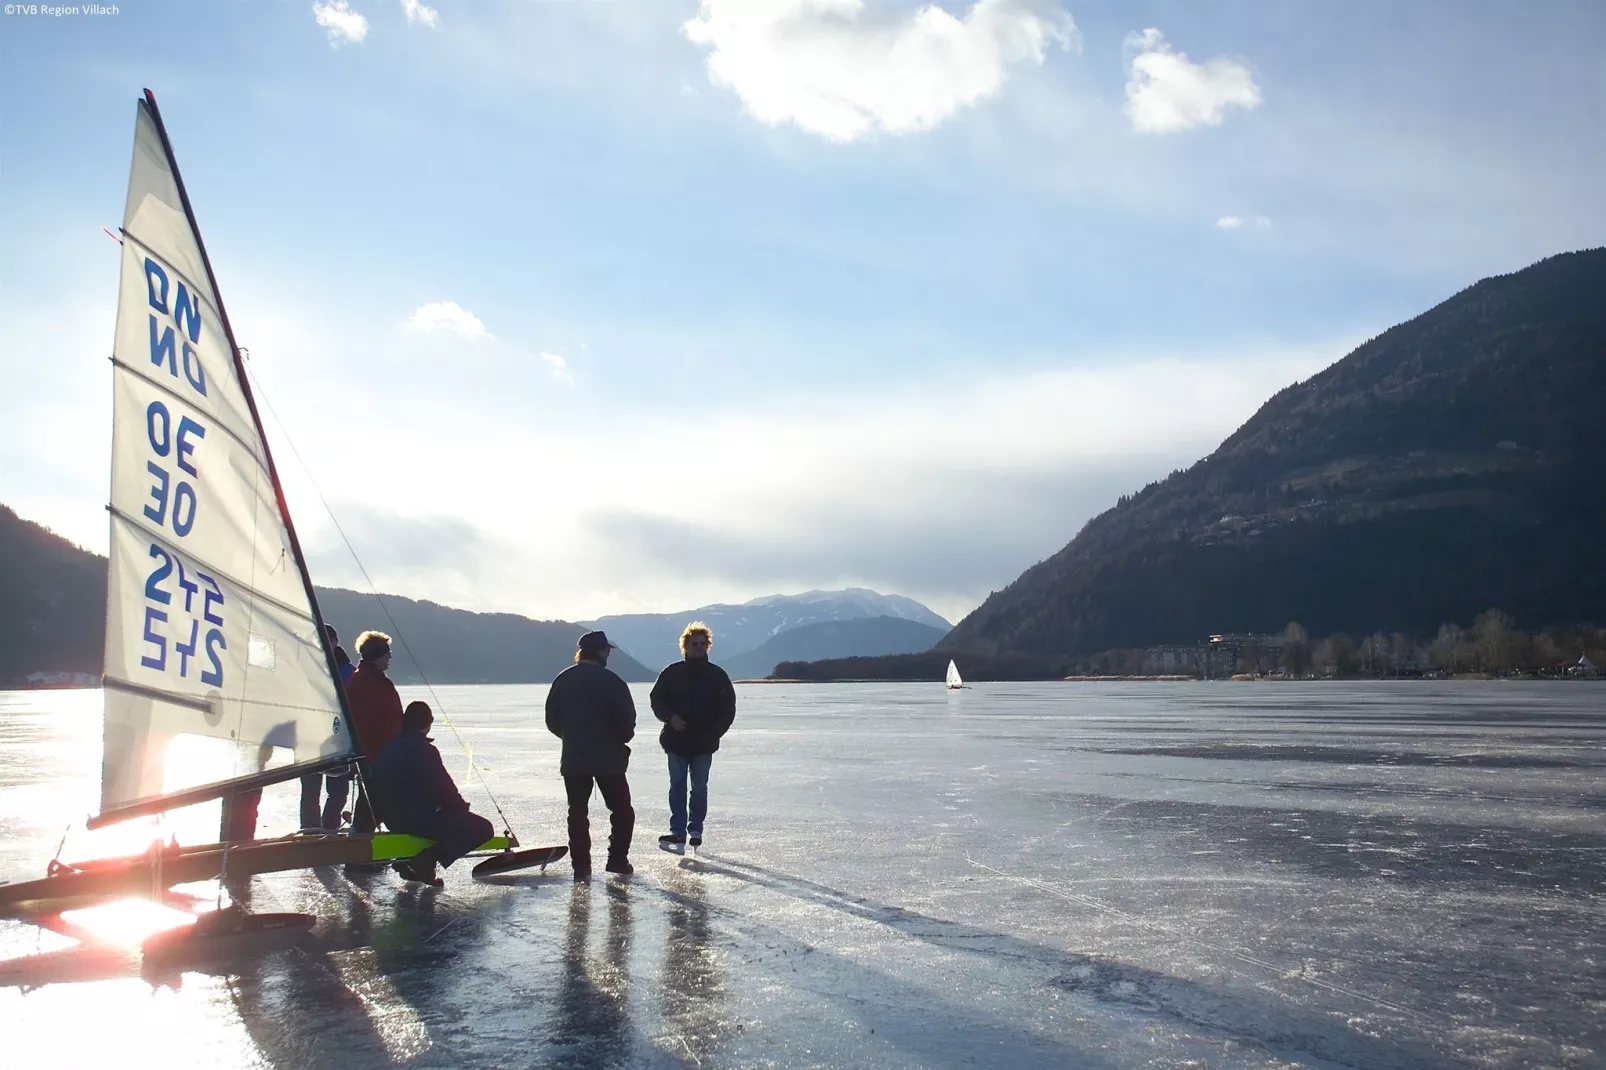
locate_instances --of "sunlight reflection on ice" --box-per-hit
[330,947,433,1062]
[0,975,269,1070]
[0,922,78,961]
[59,899,197,946]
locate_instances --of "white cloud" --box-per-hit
[6,267,1360,624]
[1125,28,1260,133]
[540,351,574,384]
[281,339,1350,623]
[403,301,490,340]
[313,0,369,46]
[683,0,1078,143]
[1216,214,1272,230]
[401,0,438,28]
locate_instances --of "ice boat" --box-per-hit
[0,91,555,937]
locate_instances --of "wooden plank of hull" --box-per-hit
[0,832,516,918]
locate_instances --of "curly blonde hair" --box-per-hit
[679,621,712,655]
[355,630,392,661]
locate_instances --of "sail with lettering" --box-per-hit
[97,91,356,827]
[0,92,563,930]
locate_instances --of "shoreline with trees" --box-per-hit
[1090,610,1605,681]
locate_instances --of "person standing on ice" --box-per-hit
[371,701,494,888]
[345,630,404,840]
[545,630,637,879]
[651,622,736,849]
[300,623,357,830]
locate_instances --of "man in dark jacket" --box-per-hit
[651,621,736,849]
[371,701,493,887]
[545,631,636,879]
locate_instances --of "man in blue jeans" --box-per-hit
[651,622,736,848]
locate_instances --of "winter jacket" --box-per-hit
[545,660,636,776]
[370,728,469,832]
[650,657,736,757]
[346,661,403,763]
[333,645,356,683]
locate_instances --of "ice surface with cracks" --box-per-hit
[1,682,1602,1068]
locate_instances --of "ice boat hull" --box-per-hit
[0,830,517,917]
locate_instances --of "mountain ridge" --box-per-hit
[936,248,1606,664]
[0,504,654,685]
[0,505,951,686]
[588,587,951,665]
[721,616,949,680]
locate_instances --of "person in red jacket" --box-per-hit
[345,630,403,839]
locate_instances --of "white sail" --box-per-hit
[946,660,963,688]
[99,95,355,820]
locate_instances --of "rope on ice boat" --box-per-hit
[244,365,514,832]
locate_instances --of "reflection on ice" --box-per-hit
[551,884,634,1060]
[655,862,728,1065]
[329,947,433,1062]
[1,682,1602,1068]
[59,898,197,946]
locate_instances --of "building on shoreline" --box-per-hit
[19,671,101,689]
[1142,634,1287,679]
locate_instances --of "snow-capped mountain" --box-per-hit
[588,588,952,666]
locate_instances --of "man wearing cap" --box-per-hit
[346,629,404,839]
[545,630,637,879]
[371,701,494,888]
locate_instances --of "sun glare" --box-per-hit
[59,900,198,947]
[58,900,198,947]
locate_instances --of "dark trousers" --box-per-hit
[299,771,351,830]
[220,789,261,843]
[396,809,495,868]
[564,774,634,871]
[351,762,381,833]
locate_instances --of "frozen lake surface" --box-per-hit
[2,681,1603,1069]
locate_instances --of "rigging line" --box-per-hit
[49,823,72,866]
[240,362,513,831]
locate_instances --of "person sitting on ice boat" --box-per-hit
[345,629,404,837]
[371,701,494,888]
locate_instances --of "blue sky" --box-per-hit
[2,0,1602,623]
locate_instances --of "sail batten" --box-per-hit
[107,359,269,465]
[108,507,319,625]
[103,675,216,713]
[118,230,230,318]
[99,92,356,820]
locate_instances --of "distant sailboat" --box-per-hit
[945,660,966,689]
[0,90,554,933]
